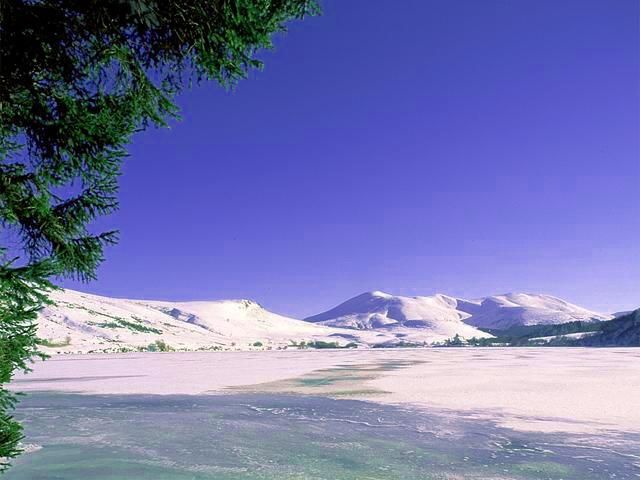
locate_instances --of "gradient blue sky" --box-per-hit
[63,0,640,317]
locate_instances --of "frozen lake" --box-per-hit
[7,348,640,478]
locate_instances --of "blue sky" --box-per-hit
[63,0,639,317]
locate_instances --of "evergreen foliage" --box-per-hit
[146,339,173,352]
[576,309,640,347]
[483,320,604,340]
[0,0,318,469]
[443,334,465,346]
[466,313,639,347]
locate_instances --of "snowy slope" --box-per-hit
[37,289,379,354]
[613,310,635,318]
[458,293,613,330]
[36,289,611,354]
[305,291,491,343]
[305,291,611,333]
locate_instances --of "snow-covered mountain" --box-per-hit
[613,310,635,318]
[458,293,613,330]
[37,289,365,354]
[304,291,492,342]
[36,289,496,353]
[305,291,612,332]
[36,289,612,354]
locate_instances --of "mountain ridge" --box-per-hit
[36,289,617,354]
[305,291,612,331]
[37,289,491,353]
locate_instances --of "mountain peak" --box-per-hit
[304,290,491,341]
[305,290,612,331]
[367,290,392,298]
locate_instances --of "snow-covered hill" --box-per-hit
[304,291,492,343]
[37,289,369,354]
[36,289,612,354]
[306,291,612,332]
[458,293,613,329]
[36,289,496,354]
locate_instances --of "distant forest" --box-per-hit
[466,309,640,347]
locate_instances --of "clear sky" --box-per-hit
[63,0,639,317]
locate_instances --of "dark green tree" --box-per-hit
[0,0,318,469]
[443,334,465,347]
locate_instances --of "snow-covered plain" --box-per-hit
[14,348,640,435]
